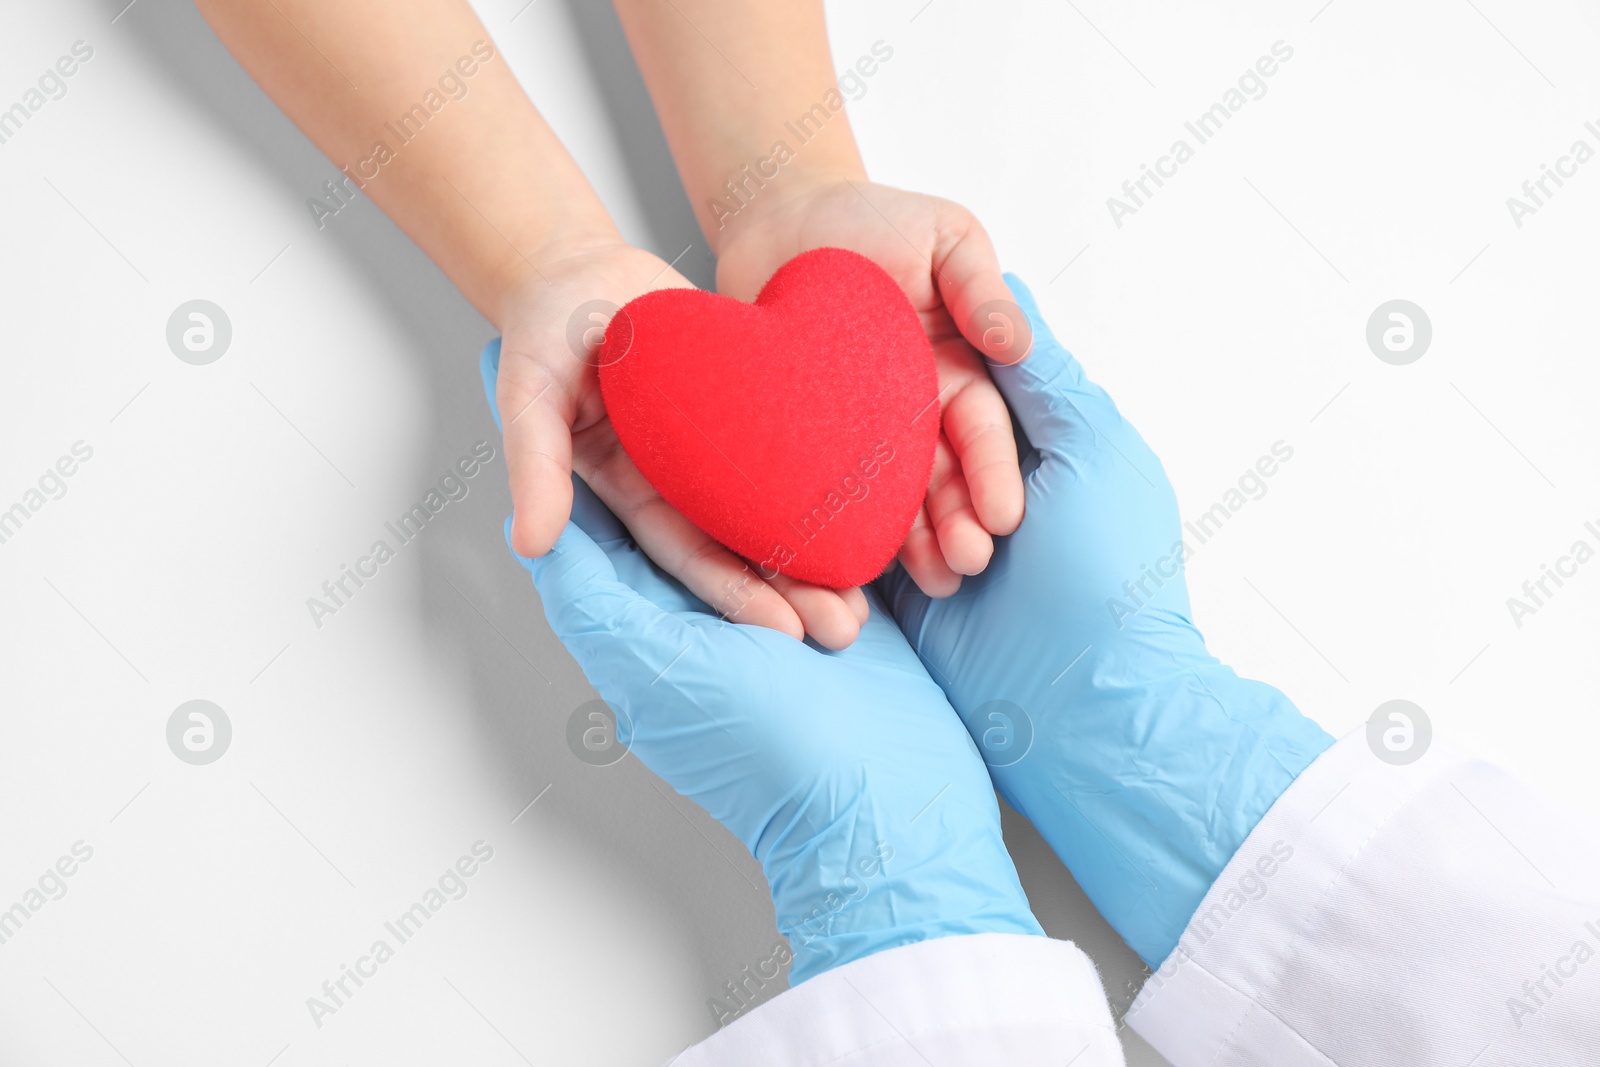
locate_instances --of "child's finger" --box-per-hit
[897,503,963,599]
[500,359,579,558]
[932,212,1033,366]
[840,585,870,625]
[574,419,805,641]
[481,337,581,558]
[762,572,863,651]
[924,433,993,577]
[942,372,1024,537]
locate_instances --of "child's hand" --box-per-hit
[715,180,1029,597]
[492,238,868,649]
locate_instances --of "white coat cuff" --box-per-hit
[667,932,1124,1066]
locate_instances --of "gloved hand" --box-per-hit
[482,343,1044,984]
[879,277,1334,968]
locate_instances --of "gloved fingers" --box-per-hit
[478,338,504,430]
[989,275,1125,457]
[569,476,629,546]
[872,559,935,649]
[510,519,717,759]
[505,511,705,620]
[853,581,930,665]
[510,518,692,661]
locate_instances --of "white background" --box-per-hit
[2,1,1597,1064]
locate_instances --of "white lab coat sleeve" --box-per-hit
[665,932,1124,1066]
[1126,730,1600,1067]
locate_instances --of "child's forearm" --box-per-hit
[610,0,866,250]
[195,0,619,325]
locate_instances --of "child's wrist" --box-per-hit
[482,220,625,328]
[702,160,864,254]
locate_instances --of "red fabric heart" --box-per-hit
[598,247,938,590]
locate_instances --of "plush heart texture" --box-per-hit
[597,247,938,590]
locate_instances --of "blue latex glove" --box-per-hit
[879,279,1334,968]
[481,341,1044,984]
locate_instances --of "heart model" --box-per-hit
[597,247,938,590]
